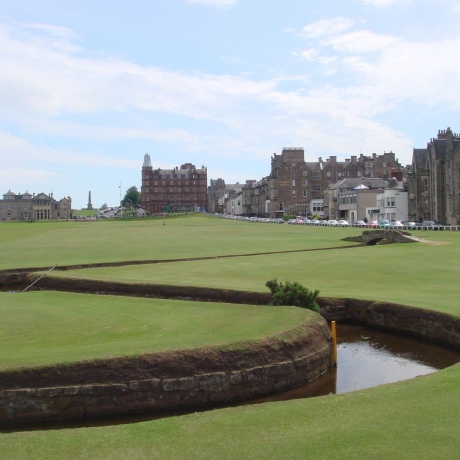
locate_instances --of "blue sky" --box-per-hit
[1,0,459,209]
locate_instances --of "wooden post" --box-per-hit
[331,321,337,366]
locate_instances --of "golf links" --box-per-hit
[0,214,458,459]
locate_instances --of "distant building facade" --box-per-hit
[407,127,460,225]
[237,148,403,218]
[0,191,72,221]
[324,178,388,222]
[141,154,208,214]
[207,180,243,214]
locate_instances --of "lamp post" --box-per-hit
[119,183,123,218]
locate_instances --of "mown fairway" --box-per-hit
[24,214,459,315]
[1,214,459,459]
[0,291,308,371]
[0,215,360,270]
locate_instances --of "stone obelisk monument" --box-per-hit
[87,191,93,210]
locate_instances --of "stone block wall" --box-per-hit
[0,321,332,425]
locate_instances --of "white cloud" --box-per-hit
[325,30,399,53]
[299,18,354,39]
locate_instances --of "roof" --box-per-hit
[329,177,387,191]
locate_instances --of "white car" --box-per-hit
[327,220,338,226]
[337,220,349,226]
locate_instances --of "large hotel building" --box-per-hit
[140,153,207,214]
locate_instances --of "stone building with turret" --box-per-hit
[407,127,460,225]
[141,154,207,215]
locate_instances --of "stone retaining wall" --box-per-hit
[319,298,460,350]
[0,321,332,425]
[1,275,459,425]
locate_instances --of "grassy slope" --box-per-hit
[0,216,358,270]
[1,215,459,458]
[0,292,308,370]
[54,226,460,315]
[1,365,458,459]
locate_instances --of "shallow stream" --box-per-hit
[3,322,458,432]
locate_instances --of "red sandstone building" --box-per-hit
[140,153,208,214]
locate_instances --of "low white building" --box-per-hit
[376,179,408,221]
[226,193,243,215]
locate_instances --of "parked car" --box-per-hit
[327,220,338,226]
[419,220,443,230]
[366,220,378,228]
[352,220,366,227]
[310,219,320,225]
[377,219,390,228]
[402,221,416,228]
[390,220,403,228]
[337,220,349,226]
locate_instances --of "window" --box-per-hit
[303,190,308,197]
[312,202,324,212]
[386,197,395,207]
[312,185,321,191]
[302,170,307,177]
[302,180,307,186]
[292,180,295,187]
[292,190,296,197]
[424,178,428,192]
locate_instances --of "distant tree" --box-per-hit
[265,279,320,312]
[122,186,141,208]
[100,203,107,210]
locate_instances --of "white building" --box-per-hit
[226,193,243,215]
[376,179,408,221]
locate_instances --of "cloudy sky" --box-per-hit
[1,0,459,209]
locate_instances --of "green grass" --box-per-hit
[0,215,360,270]
[73,209,97,217]
[1,216,459,458]
[1,364,459,459]
[0,291,308,371]
[54,231,460,315]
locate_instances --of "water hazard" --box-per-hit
[251,323,459,404]
[3,323,459,432]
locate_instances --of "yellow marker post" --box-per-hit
[331,321,337,366]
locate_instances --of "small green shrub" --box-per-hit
[265,279,320,312]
